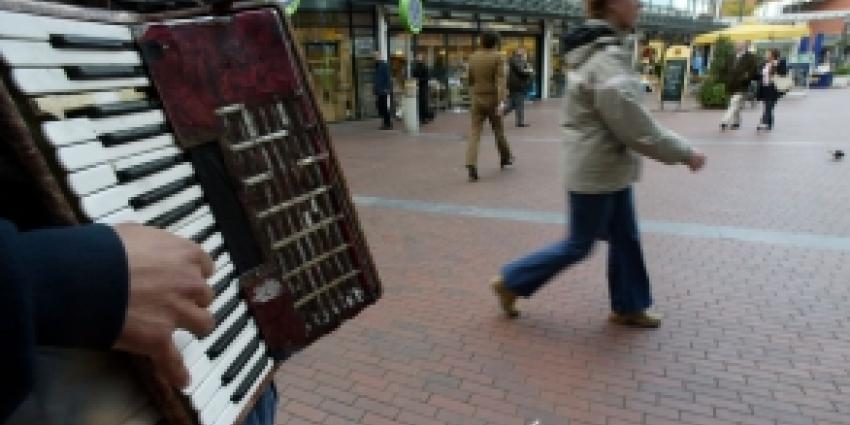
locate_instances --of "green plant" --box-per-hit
[834,65,850,76]
[699,36,734,108]
[698,80,729,108]
[708,36,734,82]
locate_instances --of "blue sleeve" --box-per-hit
[0,219,129,421]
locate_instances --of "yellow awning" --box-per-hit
[693,23,809,45]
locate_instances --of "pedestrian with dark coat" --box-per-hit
[412,52,434,124]
[373,51,393,130]
[504,47,533,127]
[720,41,759,131]
[756,49,788,132]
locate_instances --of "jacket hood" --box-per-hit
[562,20,622,67]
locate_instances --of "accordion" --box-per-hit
[0,1,381,424]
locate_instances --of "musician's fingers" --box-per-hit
[187,243,215,279]
[154,341,190,389]
[178,271,215,308]
[173,297,215,338]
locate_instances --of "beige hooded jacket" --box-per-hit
[562,20,693,193]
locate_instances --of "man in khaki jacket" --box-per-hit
[465,31,514,182]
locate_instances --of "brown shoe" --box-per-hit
[491,277,519,318]
[609,311,661,328]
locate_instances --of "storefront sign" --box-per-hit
[661,45,690,103]
[399,0,424,34]
[275,0,300,15]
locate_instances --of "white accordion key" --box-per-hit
[11,68,148,95]
[0,10,132,41]
[80,185,132,220]
[99,208,140,225]
[167,206,213,235]
[0,39,140,66]
[200,233,224,257]
[173,330,194,351]
[57,141,109,171]
[174,213,216,241]
[42,117,98,147]
[67,163,118,196]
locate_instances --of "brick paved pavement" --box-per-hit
[273,89,850,425]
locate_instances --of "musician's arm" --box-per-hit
[0,219,128,421]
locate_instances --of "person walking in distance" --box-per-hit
[412,52,434,124]
[373,51,393,130]
[756,49,788,132]
[504,47,533,127]
[490,0,707,327]
[466,31,514,182]
[720,41,758,131]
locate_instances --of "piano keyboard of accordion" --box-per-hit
[0,3,381,425]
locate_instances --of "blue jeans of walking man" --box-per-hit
[501,187,652,314]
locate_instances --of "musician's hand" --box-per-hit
[687,151,707,172]
[112,224,216,388]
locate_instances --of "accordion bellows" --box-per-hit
[0,2,381,425]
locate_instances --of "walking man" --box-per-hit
[720,41,758,131]
[504,47,533,127]
[465,31,514,182]
[373,51,393,130]
[412,52,434,124]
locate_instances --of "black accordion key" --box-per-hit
[222,336,261,385]
[64,65,145,80]
[213,270,237,296]
[49,34,135,50]
[145,198,205,228]
[129,176,195,209]
[116,154,183,182]
[231,348,268,402]
[214,292,241,326]
[191,222,218,245]
[207,313,249,359]
[99,123,169,147]
[65,100,161,119]
[210,244,226,261]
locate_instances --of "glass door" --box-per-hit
[446,34,474,111]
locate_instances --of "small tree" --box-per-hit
[699,36,734,108]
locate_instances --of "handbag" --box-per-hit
[774,75,793,92]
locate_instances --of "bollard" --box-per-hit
[402,79,419,135]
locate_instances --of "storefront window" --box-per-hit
[295,24,355,122]
[550,36,566,98]
[446,34,474,110]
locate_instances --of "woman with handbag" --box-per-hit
[757,49,789,132]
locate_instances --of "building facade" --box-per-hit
[290,0,721,122]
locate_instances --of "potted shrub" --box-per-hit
[698,36,734,108]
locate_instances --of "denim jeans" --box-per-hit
[241,385,277,425]
[501,187,652,314]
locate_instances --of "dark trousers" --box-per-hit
[375,93,391,128]
[504,92,526,126]
[501,187,653,314]
[761,99,776,128]
[418,86,432,122]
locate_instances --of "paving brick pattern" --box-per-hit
[272,89,850,425]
